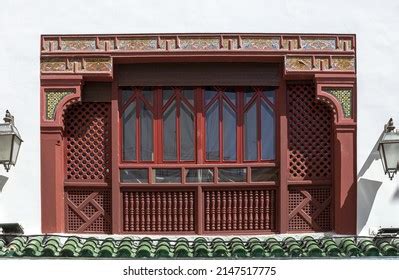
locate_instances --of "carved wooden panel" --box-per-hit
[65,189,111,233]
[204,189,276,232]
[287,83,333,180]
[288,186,332,231]
[64,102,111,182]
[122,191,195,232]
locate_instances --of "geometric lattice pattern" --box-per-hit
[204,189,276,232]
[288,186,332,231]
[324,88,352,118]
[64,102,111,182]
[45,90,74,120]
[65,189,111,233]
[287,83,333,180]
[122,191,196,232]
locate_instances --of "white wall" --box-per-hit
[0,0,398,234]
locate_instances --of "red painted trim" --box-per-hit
[111,65,121,233]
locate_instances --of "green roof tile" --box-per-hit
[0,235,398,258]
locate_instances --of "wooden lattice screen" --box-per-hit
[64,102,112,233]
[287,83,333,231]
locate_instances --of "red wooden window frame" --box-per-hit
[120,86,277,166]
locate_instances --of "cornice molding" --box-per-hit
[40,33,356,76]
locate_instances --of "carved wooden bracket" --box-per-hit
[314,73,356,124]
[41,75,83,128]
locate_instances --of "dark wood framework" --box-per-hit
[40,33,357,234]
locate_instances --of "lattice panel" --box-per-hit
[204,189,276,231]
[122,191,195,232]
[288,186,332,231]
[65,189,112,233]
[287,83,333,180]
[64,102,111,182]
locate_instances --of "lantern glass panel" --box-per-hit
[11,136,22,165]
[0,135,12,162]
[383,142,399,171]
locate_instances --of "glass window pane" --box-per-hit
[244,103,257,161]
[244,88,254,105]
[163,101,177,161]
[121,89,132,105]
[140,102,153,161]
[261,101,275,160]
[163,88,174,105]
[206,101,220,160]
[122,103,136,161]
[251,167,278,182]
[224,89,236,106]
[182,88,194,106]
[142,88,153,106]
[263,90,275,104]
[120,169,148,183]
[154,169,181,183]
[218,168,246,182]
[205,87,217,105]
[180,103,194,161]
[223,101,236,161]
[186,168,214,183]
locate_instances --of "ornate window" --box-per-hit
[40,33,357,235]
[121,86,276,166]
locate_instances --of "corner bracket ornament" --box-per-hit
[323,88,352,118]
[46,90,75,120]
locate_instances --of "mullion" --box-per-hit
[176,90,181,162]
[256,92,262,161]
[219,93,223,162]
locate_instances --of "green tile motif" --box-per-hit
[46,90,74,120]
[0,235,398,258]
[324,88,352,118]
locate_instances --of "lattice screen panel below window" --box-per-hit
[65,189,112,233]
[288,186,332,231]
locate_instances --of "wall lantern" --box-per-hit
[378,118,399,180]
[0,110,23,172]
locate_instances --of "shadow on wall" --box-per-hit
[357,131,384,234]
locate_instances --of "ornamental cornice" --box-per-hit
[40,33,356,76]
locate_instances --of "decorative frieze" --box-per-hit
[40,34,356,78]
[331,57,355,71]
[41,57,112,74]
[285,56,355,72]
[118,38,158,50]
[285,57,313,71]
[45,90,75,120]
[179,38,220,50]
[301,38,336,50]
[41,34,355,53]
[324,88,352,118]
[60,38,96,51]
[241,37,280,50]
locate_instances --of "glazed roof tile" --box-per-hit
[0,235,398,258]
